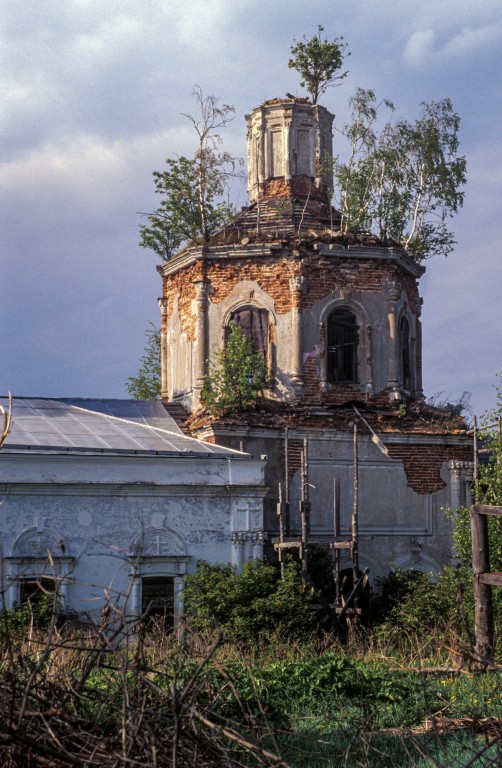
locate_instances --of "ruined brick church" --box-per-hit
[157,96,473,583]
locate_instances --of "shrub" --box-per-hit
[1,593,78,636]
[183,558,316,642]
[201,324,269,416]
[374,567,474,635]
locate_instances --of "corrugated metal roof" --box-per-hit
[0,398,238,455]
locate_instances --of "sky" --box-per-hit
[1,0,501,418]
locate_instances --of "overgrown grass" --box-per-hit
[1,583,501,767]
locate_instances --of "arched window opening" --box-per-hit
[400,316,411,391]
[227,307,268,359]
[327,308,358,383]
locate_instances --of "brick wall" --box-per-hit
[385,443,472,494]
[164,247,420,326]
[163,246,421,404]
[284,438,304,481]
[207,255,299,312]
[259,177,327,203]
[205,250,420,315]
[165,261,203,341]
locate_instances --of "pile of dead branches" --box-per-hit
[0,608,290,768]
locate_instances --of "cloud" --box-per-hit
[0,126,196,223]
[404,23,502,68]
[403,29,436,67]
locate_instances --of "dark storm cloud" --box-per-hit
[1,0,501,414]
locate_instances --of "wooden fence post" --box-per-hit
[471,505,494,663]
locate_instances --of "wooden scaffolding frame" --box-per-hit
[273,413,388,626]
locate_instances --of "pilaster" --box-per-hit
[387,281,401,401]
[192,280,209,409]
[289,275,305,395]
[158,297,168,399]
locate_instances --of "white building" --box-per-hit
[0,398,265,623]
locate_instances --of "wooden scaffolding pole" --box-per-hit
[352,423,359,580]
[473,415,479,498]
[300,438,310,580]
[333,478,341,606]
[284,426,290,535]
[471,505,499,663]
[277,482,285,578]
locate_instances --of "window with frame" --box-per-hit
[8,527,72,613]
[327,308,359,383]
[141,576,175,628]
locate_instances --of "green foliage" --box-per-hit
[288,25,349,104]
[125,322,161,399]
[201,323,269,417]
[451,506,502,574]
[334,89,467,261]
[139,86,241,260]
[477,374,502,505]
[2,593,77,636]
[449,374,502,569]
[206,654,423,728]
[183,557,316,642]
[139,152,237,259]
[375,567,472,634]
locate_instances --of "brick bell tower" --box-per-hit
[158,96,424,414]
[157,97,472,582]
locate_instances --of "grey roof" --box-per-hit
[58,399,183,433]
[0,398,239,456]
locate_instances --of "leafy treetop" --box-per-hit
[139,86,242,261]
[333,89,467,261]
[288,25,349,104]
[125,323,161,400]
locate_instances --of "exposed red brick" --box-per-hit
[208,256,299,313]
[284,439,304,481]
[259,177,327,203]
[165,261,203,341]
[385,444,472,494]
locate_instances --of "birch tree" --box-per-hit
[288,25,349,104]
[139,87,242,260]
[334,90,467,261]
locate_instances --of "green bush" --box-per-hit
[201,323,269,417]
[374,567,474,635]
[1,593,75,635]
[183,558,316,642]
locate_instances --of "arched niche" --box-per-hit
[130,527,186,558]
[6,526,73,610]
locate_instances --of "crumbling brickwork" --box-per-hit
[385,443,472,494]
[301,256,420,311]
[207,256,299,312]
[259,177,326,202]
[284,438,304,481]
[164,261,203,341]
